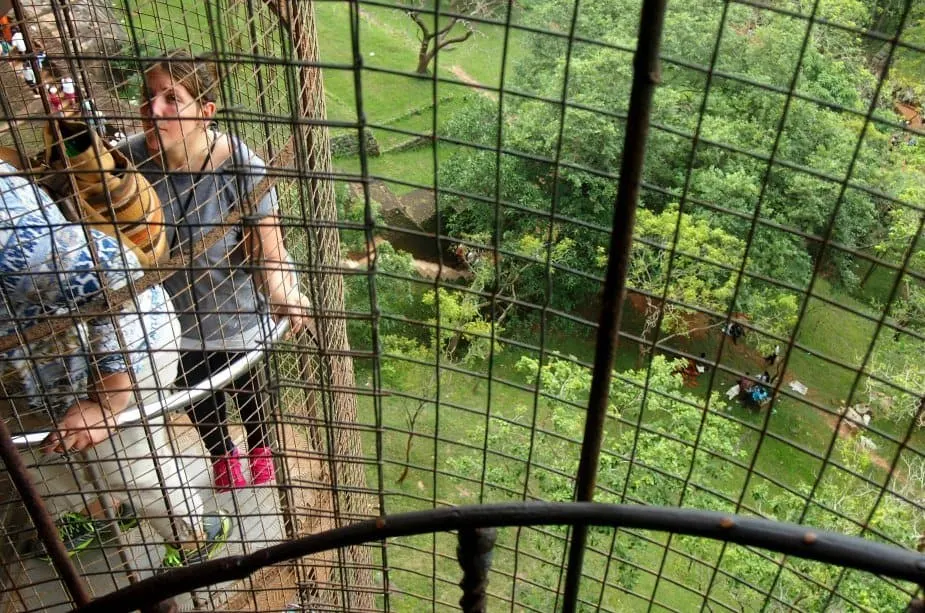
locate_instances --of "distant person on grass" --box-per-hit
[696,352,708,374]
[0,161,230,567]
[764,344,780,367]
[739,373,754,395]
[119,50,313,491]
[729,322,744,345]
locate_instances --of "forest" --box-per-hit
[328,0,925,610]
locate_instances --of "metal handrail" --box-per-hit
[10,318,289,446]
[71,501,925,613]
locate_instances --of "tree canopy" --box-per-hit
[438,0,924,340]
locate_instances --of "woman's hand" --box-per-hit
[41,370,133,454]
[270,290,316,337]
[41,400,116,455]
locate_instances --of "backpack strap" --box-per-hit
[43,119,167,267]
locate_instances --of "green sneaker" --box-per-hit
[91,500,139,535]
[161,511,232,569]
[36,512,97,560]
[112,500,139,532]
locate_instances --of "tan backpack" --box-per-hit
[0,119,167,268]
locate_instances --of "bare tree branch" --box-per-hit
[408,11,474,74]
[436,16,460,38]
[654,321,725,348]
[435,29,474,49]
[396,400,427,485]
[408,11,430,38]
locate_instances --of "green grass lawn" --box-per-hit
[129,0,214,50]
[315,1,529,117]
[335,145,451,195]
[317,2,528,183]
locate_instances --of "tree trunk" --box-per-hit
[416,39,431,74]
[287,1,376,609]
[408,12,471,75]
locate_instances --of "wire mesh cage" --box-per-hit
[0,0,923,611]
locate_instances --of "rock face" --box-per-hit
[20,0,128,57]
[1,0,131,150]
[349,180,441,261]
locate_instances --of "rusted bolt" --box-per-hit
[803,532,817,545]
[719,517,735,529]
[376,517,386,529]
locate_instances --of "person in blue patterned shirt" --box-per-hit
[0,161,231,568]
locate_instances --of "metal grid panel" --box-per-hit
[0,0,922,611]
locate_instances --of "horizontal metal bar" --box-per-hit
[74,501,925,613]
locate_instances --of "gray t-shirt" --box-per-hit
[120,134,278,351]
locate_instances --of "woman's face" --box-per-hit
[140,69,214,156]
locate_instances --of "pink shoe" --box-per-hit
[213,449,247,492]
[249,446,276,485]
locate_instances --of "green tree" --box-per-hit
[861,139,925,426]
[344,240,422,344]
[444,352,918,610]
[439,0,899,326]
[863,231,925,427]
[616,206,798,355]
[729,436,921,611]
[356,245,505,484]
[446,355,747,607]
[407,12,474,75]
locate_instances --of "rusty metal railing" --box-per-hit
[68,502,925,613]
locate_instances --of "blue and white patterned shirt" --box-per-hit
[0,161,176,419]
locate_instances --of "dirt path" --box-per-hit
[344,235,472,282]
[451,65,497,100]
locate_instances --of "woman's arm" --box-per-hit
[41,370,134,454]
[246,216,314,336]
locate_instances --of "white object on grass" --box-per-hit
[788,380,808,395]
[726,384,740,400]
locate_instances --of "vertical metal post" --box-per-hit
[560,1,669,611]
[457,527,497,613]
[82,456,139,583]
[0,418,91,607]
